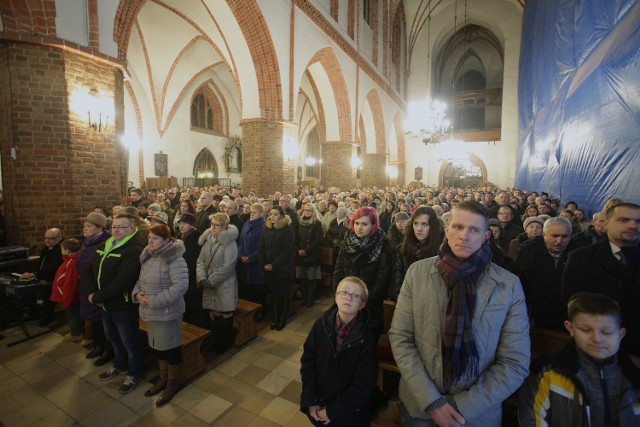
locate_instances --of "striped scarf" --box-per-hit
[436,237,492,391]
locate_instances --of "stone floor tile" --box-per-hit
[188,394,232,424]
[259,396,299,425]
[256,372,292,395]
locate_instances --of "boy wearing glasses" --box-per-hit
[300,276,377,426]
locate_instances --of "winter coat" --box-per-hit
[300,304,377,426]
[50,252,80,308]
[325,218,348,249]
[517,236,574,331]
[85,229,145,311]
[563,238,640,356]
[332,232,392,336]
[388,257,530,426]
[296,217,324,267]
[237,215,266,285]
[77,230,111,320]
[259,215,295,280]
[132,240,188,322]
[518,341,640,427]
[196,226,238,313]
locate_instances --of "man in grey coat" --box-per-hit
[389,201,530,427]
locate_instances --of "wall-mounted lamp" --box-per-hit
[87,89,110,132]
[350,153,361,169]
[386,165,398,179]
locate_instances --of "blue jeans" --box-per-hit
[102,306,143,378]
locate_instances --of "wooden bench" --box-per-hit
[234,298,261,347]
[376,300,399,390]
[139,319,211,382]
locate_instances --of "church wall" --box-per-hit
[0,42,125,246]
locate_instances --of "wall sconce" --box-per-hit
[282,135,298,162]
[350,153,361,169]
[87,89,110,132]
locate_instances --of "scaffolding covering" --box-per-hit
[517,0,640,213]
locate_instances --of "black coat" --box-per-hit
[35,244,63,282]
[300,305,377,426]
[195,205,216,234]
[333,234,392,337]
[562,238,640,356]
[516,237,572,331]
[84,230,144,311]
[259,216,295,280]
[296,219,324,267]
[181,229,206,327]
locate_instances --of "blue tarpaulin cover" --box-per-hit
[517,0,640,214]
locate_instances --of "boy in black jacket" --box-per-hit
[300,276,377,426]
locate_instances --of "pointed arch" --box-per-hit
[363,89,386,154]
[305,48,352,143]
[193,148,218,178]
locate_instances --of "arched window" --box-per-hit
[191,94,212,130]
[193,148,218,178]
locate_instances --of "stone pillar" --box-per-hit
[361,153,388,188]
[240,120,296,196]
[396,161,406,186]
[0,42,126,247]
[320,142,358,190]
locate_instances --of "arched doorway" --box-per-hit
[438,153,487,188]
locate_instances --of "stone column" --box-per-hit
[320,142,358,190]
[240,120,296,196]
[0,42,126,246]
[361,152,388,188]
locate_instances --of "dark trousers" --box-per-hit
[102,306,143,378]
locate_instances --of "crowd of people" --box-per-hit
[11,182,640,425]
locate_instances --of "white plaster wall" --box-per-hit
[257,0,292,120]
[205,0,260,119]
[55,0,88,47]
[97,0,118,57]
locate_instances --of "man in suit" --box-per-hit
[195,191,217,233]
[562,203,640,357]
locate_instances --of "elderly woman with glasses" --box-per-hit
[196,212,238,354]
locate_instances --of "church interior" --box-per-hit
[0,0,639,425]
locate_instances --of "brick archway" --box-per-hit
[364,89,386,154]
[306,48,352,143]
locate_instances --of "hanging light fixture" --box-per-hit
[404,97,450,144]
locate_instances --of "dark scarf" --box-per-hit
[436,237,492,391]
[343,228,385,263]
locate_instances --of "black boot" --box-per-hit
[306,280,317,308]
[276,297,287,331]
[209,315,221,352]
[214,315,235,354]
[299,279,308,307]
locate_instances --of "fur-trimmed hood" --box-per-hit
[265,214,291,230]
[140,239,185,263]
[198,225,239,246]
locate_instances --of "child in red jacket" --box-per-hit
[50,238,82,342]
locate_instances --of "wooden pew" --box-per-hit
[234,298,261,347]
[139,319,210,382]
[376,300,399,389]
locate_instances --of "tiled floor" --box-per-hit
[0,290,401,426]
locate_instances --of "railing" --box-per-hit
[453,88,502,108]
[182,177,232,188]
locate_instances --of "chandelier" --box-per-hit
[404,97,451,145]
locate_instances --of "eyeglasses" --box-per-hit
[336,290,365,303]
[210,223,223,228]
[111,225,131,230]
